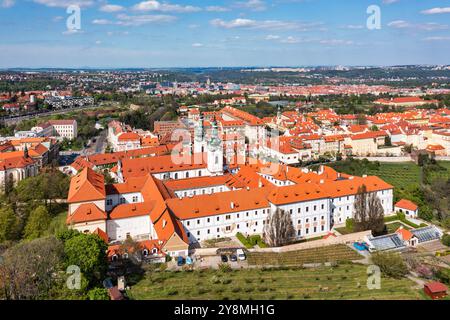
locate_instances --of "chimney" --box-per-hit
[230,202,235,209]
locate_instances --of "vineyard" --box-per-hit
[247,245,363,266]
[364,162,421,190]
[128,264,423,300]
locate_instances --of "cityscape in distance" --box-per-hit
[0,0,449,309]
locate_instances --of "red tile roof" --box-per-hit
[67,167,106,203]
[67,203,107,224]
[395,199,418,211]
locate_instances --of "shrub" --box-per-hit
[435,268,450,285]
[441,234,450,247]
[371,252,408,279]
[218,263,232,273]
[345,218,354,231]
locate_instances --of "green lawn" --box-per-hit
[386,222,411,234]
[247,245,363,266]
[128,264,423,300]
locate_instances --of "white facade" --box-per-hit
[107,215,155,242]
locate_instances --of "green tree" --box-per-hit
[0,206,19,242]
[371,252,408,279]
[441,234,450,247]
[88,287,110,300]
[23,205,51,240]
[63,233,108,284]
[0,237,64,300]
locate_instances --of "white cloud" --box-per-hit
[319,39,354,46]
[387,20,410,28]
[1,0,15,8]
[192,43,203,47]
[206,6,230,12]
[92,19,113,25]
[383,0,399,4]
[95,40,102,45]
[234,0,267,12]
[423,36,450,41]
[132,1,201,13]
[210,18,320,31]
[343,24,364,30]
[388,20,448,31]
[33,0,95,8]
[100,4,125,13]
[265,34,280,40]
[280,36,300,44]
[62,29,84,35]
[421,7,450,15]
[116,13,176,26]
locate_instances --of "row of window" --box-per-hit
[185,209,268,227]
[106,195,139,206]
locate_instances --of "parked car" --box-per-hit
[230,254,238,262]
[220,255,228,263]
[177,256,185,266]
[236,249,246,261]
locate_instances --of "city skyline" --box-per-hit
[1,0,450,68]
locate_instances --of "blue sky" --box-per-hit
[1,0,450,68]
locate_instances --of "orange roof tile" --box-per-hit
[167,187,271,220]
[67,167,106,203]
[395,199,418,211]
[67,203,107,224]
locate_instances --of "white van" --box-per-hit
[236,249,246,261]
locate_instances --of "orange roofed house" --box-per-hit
[395,199,418,218]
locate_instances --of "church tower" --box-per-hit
[194,114,206,154]
[207,117,223,176]
[116,159,124,184]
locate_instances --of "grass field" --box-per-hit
[128,264,423,300]
[364,162,421,190]
[247,245,362,266]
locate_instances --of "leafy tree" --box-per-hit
[353,185,386,236]
[63,233,108,284]
[441,234,450,247]
[0,237,64,300]
[263,208,295,247]
[0,206,20,242]
[88,287,110,300]
[371,252,408,279]
[23,205,51,240]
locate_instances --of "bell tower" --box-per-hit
[207,117,223,176]
[194,114,206,154]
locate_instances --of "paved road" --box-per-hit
[88,130,107,155]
